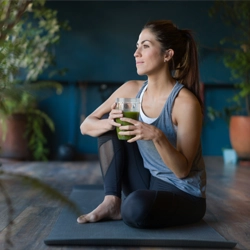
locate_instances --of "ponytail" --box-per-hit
[173,29,203,111]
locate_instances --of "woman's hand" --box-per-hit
[107,103,123,130]
[118,117,161,143]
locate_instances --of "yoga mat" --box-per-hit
[45,185,237,248]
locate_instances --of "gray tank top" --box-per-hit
[136,81,206,198]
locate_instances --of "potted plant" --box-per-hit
[208,1,250,162]
[0,0,70,161]
[0,3,79,249]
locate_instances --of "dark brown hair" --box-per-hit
[143,20,203,109]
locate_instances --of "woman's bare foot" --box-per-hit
[77,195,122,223]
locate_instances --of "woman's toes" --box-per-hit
[77,196,121,224]
[77,215,88,223]
[88,213,99,222]
[77,213,100,223]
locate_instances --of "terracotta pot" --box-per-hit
[0,114,30,160]
[229,116,250,160]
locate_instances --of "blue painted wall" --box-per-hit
[38,1,235,158]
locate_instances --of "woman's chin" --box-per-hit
[137,70,146,76]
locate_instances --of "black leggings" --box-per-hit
[98,125,206,229]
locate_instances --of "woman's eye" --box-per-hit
[143,45,149,48]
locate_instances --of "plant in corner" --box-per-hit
[0,2,80,250]
[208,1,250,161]
[0,0,70,161]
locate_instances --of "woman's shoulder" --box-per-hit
[172,86,202,126]
[175,86,202,114]
[178,87,200,105]
[119,80,145,95]
[123,80,145,89]
[109,80,145,100]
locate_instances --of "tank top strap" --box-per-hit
[136,80,148,99]
[166,82,184,115]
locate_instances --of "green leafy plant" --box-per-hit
[0,3,78,250]
[0,0,70,160]
[207,1,250,121]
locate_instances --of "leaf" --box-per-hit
[208,0,250,116]
[0,170,81,215]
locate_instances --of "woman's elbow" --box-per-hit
[175,166,191,179]
[176,171,189,179]
[175,156,192,179]
[80,123,87,135]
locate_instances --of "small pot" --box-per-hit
[229,115,250,160]
[0,114,30,160]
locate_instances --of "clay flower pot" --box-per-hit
[229,116,250,160]
[0,114,30,160]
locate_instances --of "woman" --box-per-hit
[77,20,206,228]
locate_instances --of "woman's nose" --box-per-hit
[134,47,141,58]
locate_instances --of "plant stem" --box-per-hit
[0,0,32,41]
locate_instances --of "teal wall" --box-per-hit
[39,1,235,158]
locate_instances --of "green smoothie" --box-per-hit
[116,111,139,140]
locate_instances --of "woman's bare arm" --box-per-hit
[153,89,203,178]
[80,80,144,137]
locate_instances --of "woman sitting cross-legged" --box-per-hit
[77,20,206,229]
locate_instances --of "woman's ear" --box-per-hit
[164,49,174,62]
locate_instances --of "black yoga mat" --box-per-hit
[44,185,237,248]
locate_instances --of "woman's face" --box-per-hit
[134,28,166,76]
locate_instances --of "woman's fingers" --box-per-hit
[107,103,123,128]
[119,126,140,137]
[118,118,142,141]
[109,103,122,119]
[118,118,156,142]
[110,110,123,119]
[120,117,137,124]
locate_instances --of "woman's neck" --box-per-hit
[146,74,176,98]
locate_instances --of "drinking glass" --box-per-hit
[115,98,140,140]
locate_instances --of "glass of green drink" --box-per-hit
[115,98,140,140]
